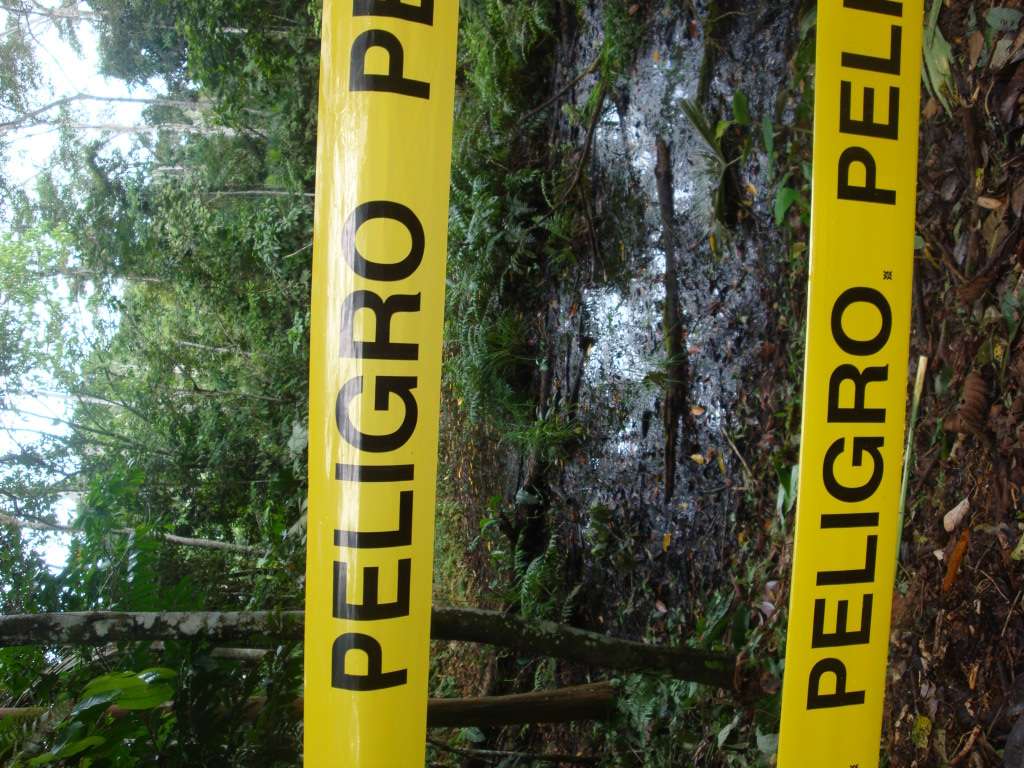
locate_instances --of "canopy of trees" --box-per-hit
[0,0,321,763]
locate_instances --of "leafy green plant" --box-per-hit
[923,0,956,114]
[20,668,176,767]
[503,410,583,464]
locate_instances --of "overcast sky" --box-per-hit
[2,7,156,570]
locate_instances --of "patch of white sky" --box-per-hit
[2,4,162,571]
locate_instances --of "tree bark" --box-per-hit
[0,514,259,556]
[0,94,210,132]
[0,610,735,686]
[432,606,735,688]
[0,682,616,727]
[426,682,614,727]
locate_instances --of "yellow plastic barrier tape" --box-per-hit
[778,1,922,765]
[304,2,459,766]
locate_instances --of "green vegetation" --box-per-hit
[0,0,316,763]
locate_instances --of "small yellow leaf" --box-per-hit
[662,533,672,552]
[690,453,706,465]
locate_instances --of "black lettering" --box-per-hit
[336,463,414,482]
[349,29,430,99]
[333,558,411,620]
[817,534,878,585]
[841,25,902,74]
[807,658,866,709]
[843,0,903,17]
[336,376,418,452]
[838,147,897,205]
[341,291,421,360]
[335,490,413,549]
[812,594,873,647]
[828,364,889,423]
[354,0,433,25]
[821,512,880,528]
[823,437,885,502]
[840,82,899,140]
[332,633,407,691]
[831,287,892,356]
[343,201,425,281]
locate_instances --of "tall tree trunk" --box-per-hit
[0,513,259,556]
[0,610,735,686]
[0,94,211,132]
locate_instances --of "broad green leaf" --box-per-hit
[79,669,175,711]
[985,7,1024,33]
[799,8,817,40]
[111,684,174,711]
[717,713,741,748]
[774,187,801,225]
[923,0,955,113]
[756,730,779,754]
[70,690,119,717]
[55,736,107,759]
[714,119,734,142]
[81,672,147,698]
[137,667,176,685]
[28,736,107,765]
[732,90,750,126]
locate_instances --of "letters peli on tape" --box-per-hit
[304,1,458,766]
[778,1,922,765]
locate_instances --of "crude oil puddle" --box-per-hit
[541,2,799,627]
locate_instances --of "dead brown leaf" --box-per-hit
[943,530,971,593]
[969,31,985,69]
[1012,177,1024,218]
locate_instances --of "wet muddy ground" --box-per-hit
[540,1,799,633]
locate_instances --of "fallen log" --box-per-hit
[0,681,617,728]
[0,609,734,687]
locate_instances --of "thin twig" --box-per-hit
[521,56,600,125]
[897,356,928,562]
[556,83,607,208]
[948,725,981,766]
[722,431,753,483]
[281,242,313,260]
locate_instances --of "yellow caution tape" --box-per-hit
[304,2,459,765]
[778,1,923,765]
